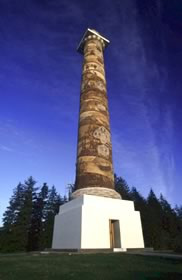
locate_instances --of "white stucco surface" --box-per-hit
[52,194,144,250]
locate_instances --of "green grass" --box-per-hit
[0,253,181,280]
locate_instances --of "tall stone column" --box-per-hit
[72,29,121,200]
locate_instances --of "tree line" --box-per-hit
[115,175,182,252]
[0,177,67,252]
[0,175,182,252]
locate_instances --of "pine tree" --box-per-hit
[16,176,37,251]
[2,174,181,253]
[43,186,64,248]
[159,194,177,249]
[3,183,24,228]
[175,205,182,220]
[175,205,182,252]
[114,174,131,200]
[130,187,147,246]
[146,189,163,249]
[67,184,76,201]
[28,183,49,251]
[2,182,25,252]
[1,177,37,252]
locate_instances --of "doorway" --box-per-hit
[109,220,121,248]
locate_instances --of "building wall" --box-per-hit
[52,195,144,250]
[52,199,82,249]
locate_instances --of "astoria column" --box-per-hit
[72,29,121,200]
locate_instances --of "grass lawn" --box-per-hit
[0,253,182,280]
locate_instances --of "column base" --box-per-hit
[52,194,145,250]
[71,187,121,199]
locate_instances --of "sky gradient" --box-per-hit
[0,0,182,224]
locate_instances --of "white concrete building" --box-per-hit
[52,195,144,250]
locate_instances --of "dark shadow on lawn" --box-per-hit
[148,272,182,280]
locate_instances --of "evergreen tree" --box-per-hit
[0,227,4,252]
[159,194,178,249]
[2,182,25,252]
[1,174,182,253]
[3,183,24,228]
[130,187,147,246]
[146,189,163,249]
[175,206,182,219]
[28,183,49,251]
[175,205,182,252]
[130,187,147,211]
[67,183,76,201]
[1,178,68,252]
[43,186,64,248]
[114,174,131,200]
[16,176,37,251]
[1,177,37,252]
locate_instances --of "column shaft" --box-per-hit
[73,31,121,199]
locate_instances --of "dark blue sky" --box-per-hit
[0,0,182,223]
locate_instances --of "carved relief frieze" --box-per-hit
[81,78,105,92]
[83,70,98,80]
[83,71,105,83]
[83,63,105,75]
[85,47,103,58]
[93,126,110,144]
[97,145,109,158]
[97,103,106,111]
[97,56,104,64]
[75,32,116,194]
[96,80,105,91]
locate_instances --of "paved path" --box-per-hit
[127,251,182,260]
